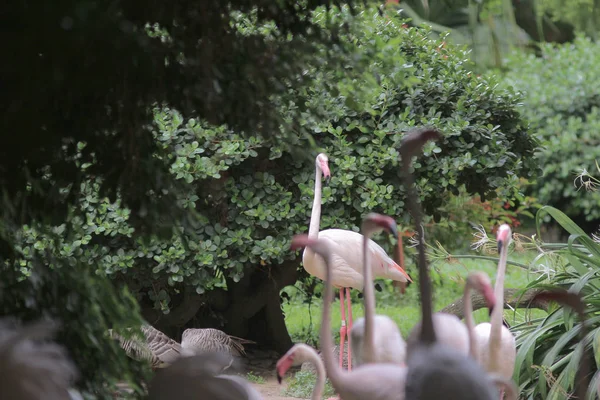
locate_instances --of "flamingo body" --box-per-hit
[351,315,406,366]
[472,323,516,378]
[406,313,470,360]
[302,229,411,289]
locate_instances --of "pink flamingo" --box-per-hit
[292,234,408,400]
[472,224,517,399]
[301,153,412,371]
[351,213,407,367]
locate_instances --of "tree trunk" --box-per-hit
[440,288,549,319]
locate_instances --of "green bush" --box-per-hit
[500,36,600,227]
[11,8,538,351]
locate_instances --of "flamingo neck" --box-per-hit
[490,241,508,348]
[318,243,342,384]
[304,348,326,400]
[463,282,477,359]
[362,227,376,360]
[308,167,322,238]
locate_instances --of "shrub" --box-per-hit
[500,36,600,229]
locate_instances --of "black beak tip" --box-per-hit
[277,374,282,384]
[390,226,399,238]
[497,240,503,253]
[324,176,331,186]
[406,277,413,287]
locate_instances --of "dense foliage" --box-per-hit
[511,207,600,399]
[501,36,600,230]
[535,0,600,38]
[2,0,367,255]
[13,7,539,355]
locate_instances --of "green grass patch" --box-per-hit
[283,250,548,346]
[281,370,335,399]
[244,371,266,384]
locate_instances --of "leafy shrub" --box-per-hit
[11,8,538,348]
[511,206,600,399]
[500,36,600,228]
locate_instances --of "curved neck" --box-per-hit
[304,348,326,400]
[490,241,508,345]
[362,227,376,360]
[463,282,477,359]
[405,178,435,344]
[319,244,343,384]
[308,167,322,238]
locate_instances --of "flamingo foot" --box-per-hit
[499,389,505,400]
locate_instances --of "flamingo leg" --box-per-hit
[346,287,353,371]
[499,389,504,400]
[339,288,347,370]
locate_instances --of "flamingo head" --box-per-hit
[276,344,312,384]
[316,153,331,183]
[496,224,512,253]
[363,213,399,238]
[467,271,495,309]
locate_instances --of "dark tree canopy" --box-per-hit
[2,0,366,251]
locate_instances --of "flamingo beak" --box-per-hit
[321,164,331,186]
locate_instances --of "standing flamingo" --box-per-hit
[302,153,412,371]
[398,127,499,400]
[276,344,330,400]
[291,234,408,400]
[473,224,517,399]
[351,213,407,366]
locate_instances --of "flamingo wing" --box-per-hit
[319,229,411,283]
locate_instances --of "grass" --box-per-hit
[282,249,548,347]
[245,371,266,384]
[281,370,335,398]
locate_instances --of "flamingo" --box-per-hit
[406,312,470,358]
[291,234,408,400]
[463,272,519,400]
[472,224,517,399]
[463,271,497,360]
[302,153,412,371]
[398,127,499,400]
[350,213,407,366]
[275,343,331,400]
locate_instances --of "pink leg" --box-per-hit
[339,288,347,370]
[499,389,504,400]
[346,287,353,371]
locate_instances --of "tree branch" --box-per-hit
[440,288,549,320]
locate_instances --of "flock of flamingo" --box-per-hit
[0,127,594,400]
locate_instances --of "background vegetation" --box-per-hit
[4,0,600,399]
